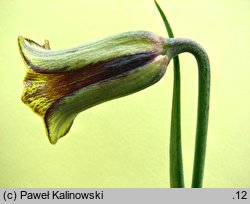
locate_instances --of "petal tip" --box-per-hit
[44,112,75,145]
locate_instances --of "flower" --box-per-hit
[18,31,170,144]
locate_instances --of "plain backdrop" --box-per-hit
[0,0,249,187]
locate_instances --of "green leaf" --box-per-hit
[154,0,184,188]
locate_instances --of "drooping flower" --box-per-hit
[18,31,170,144]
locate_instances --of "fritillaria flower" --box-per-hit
[18,31,170,144]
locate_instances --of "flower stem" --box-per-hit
[166,38,210,188]
[154,0,184,188]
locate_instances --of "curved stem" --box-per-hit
[154,0,184,188]
[166,38,210,188]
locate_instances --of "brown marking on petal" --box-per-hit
[22,51,158,117]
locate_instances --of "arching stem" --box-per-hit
[154,0,184,188]
[166,38,210,188]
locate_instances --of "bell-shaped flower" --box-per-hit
[18,31,170,144]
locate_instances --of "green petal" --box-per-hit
[45,55,169,144]
[18,31,165,73]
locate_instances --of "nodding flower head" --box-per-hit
[18,31,170,144]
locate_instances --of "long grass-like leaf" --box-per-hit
[154,0,184,188]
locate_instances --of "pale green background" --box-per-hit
[0,0,249,187]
